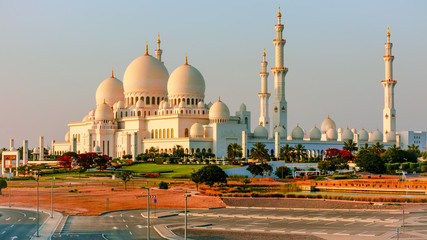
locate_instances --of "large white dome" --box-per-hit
[321,115,336,134]
[190,122,204,138]
[167,62,205,99]
[371,129,383,142]
[209,98,230,123]
[253,125,268,138]
[65,131,70,142]
[291,125,304,140]
[123,54,169,95]
[326,127,338,141]
[341,127,354,142]
[95,101,114,121]
[385,130,396,142]
[95,73,124,106]
[358,128,369,141]
[309,125,321,140]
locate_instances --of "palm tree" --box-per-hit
[279,144,294,161]
[250,142,270,163]
[148,147,159,159]
[294,144,307,162]
[389,144,400,151]
[408,144,420,155]
[172,145,185,158]
[343,139,358,153]
[370,142,385,153]
[358,143,370,152]
[227,143,242,159]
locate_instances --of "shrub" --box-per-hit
[68,188,80,193]
[330,175,348,179]
[421,165,427,172]
[228,174,248,179]
[159,181,168,189]
[410,162,419,170]
[401,162,410,170]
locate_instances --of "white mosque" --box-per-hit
[50,7,407,160]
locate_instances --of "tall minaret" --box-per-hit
[382,26,397,140]
[258,49,271,134]
[155,34,163,63]
[271,5,288,135]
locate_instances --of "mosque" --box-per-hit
[51,7,408,160]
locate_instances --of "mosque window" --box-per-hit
[181,110,183,114]
[152,97,155,105]
[282,106,285,111]
[274,107,278,112]
[157,97,160,105]
[163,129,166,138]
[136,97,139,102]
[185,128,189,137]
[138,111,141,116]
[148,111,150,116]
[167,129,170,138]
[125,112,128,117]
[178,99,181,104]
[202,110,205,114]
[155,130,158,139]
[187,98,190,105]
[202,148,206,154]
[155,111,157,115]
[151,130,154,138]
[191,98,194,105]
[146,97,150,104]
[121,112,123,118]
[171,129,174,138]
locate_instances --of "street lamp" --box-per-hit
[8,176,11,208]
[184,193,191,240]
[35,171,40,237]
[141,186,150,240]
[51,176,55,218]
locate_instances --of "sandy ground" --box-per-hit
[173,229,325,240]
[0,179,225,215]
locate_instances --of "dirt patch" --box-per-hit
[173,228,325,240]
[0,180,225,215]
[221,197,427,211]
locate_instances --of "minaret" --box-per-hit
[155,34,163,63]
[271,5,288,136]
[258,49,271,134]
[382,26,397,140]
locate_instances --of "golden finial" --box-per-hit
[103,99,106,104]
[387,25,390,37]
[314,125,317,128]
[111,68,114,78]
[157,33,161,44]
[277,5,282,18]
[145,41,149,55]
[327,115,330,119]
[218,96,221,102]
[185,53,188,65]
[263,48,266,57]
[297,123,299,127]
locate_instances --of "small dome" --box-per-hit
[240,103,247,112]
[197,100,205,108]
[95,74,125,106]
[338,127,343,134]
[190,122,204,138]
[341,127,354,142]
[209,98,230,122]
[321,115,336,134]
[253,125,268,138]
[167,62,205,99]
[82,114,89,122]
[95,101,114,121]
[33,147,39,153]
[326,127,338,141]
[385,130,396,142]
[135,99,144,108]
[358,128,369,141]
[309,125,321,140]
[351,128,357,134]
[116,100,125,109]
[65,131,70,142]
[123,54,169,95]
[274,125,286,137]
[291,125,304,140]
[287,134,292,140]
[371,129,383,142]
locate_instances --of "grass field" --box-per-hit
[121,163,239,178]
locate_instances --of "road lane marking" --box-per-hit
[212,227,225,230]
[129,231,133,235]
[137,225,143,228]
[113,227,118,230]
[325,221,336,225]
[1,231,5,234]
[29,217,35,221]
[126,225,128,228]
[288,220,301,224]
[344,222,355,226]
[11,236,18,240]
[130,215,134,218]
[122,219,126,222]
[5,217,11,221]
[312,232,327,235]
[230,228,244,231]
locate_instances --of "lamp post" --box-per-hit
[184,193,191,240]
[8,177,11,208]
[141,186,150,240]
[36,172,40,237]
[51,176,55,218]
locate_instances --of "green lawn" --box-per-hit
[121,163,239,178]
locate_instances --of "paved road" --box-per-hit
[52,207,427,239]
[0,208,48,239]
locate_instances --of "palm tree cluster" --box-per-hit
[278,144,307,162]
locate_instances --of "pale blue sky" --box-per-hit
[1,0,426,148]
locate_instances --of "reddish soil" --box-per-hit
[0,179,225,215]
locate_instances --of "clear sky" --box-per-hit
[1,0,427,149]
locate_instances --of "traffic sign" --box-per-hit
[154,199,157,203]
[149,195,157,198]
